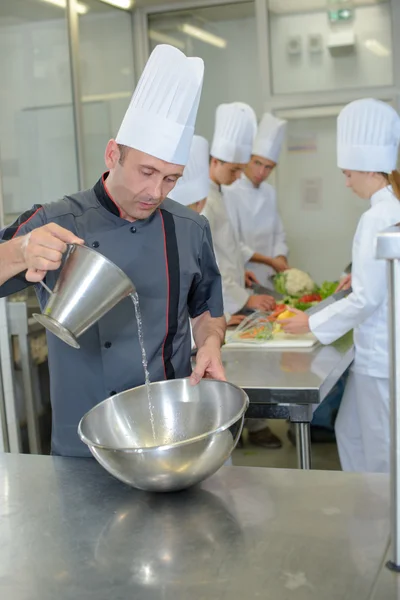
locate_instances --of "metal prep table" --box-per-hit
[222,331,354,470]
[0,298,48,454]
[0,453,395,600]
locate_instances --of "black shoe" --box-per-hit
[248,427,282,449]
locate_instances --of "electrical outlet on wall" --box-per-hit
[287,35,302,56]
[308,34,323,54]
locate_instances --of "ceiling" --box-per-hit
[142,0,387,14]
[0,0,388,25]
[267,0,387,13]
[0,0,115,25]
[148,2,254,24]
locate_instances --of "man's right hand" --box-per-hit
[18,224,84,282]
[246,294,276,312]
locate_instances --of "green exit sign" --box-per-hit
[328,9,354,22]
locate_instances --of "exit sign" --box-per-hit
[328,9,354,22]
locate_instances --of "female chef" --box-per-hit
[281,98,400,473]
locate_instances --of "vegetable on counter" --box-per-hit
[318,280,339,299]
[298,293,322,303]
[273,268,316,297]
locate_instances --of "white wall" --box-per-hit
[270,3,393,94]
[276,114,366,283]
[0,11,134,219]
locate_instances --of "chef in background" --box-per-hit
[204,104,281,450]
[203,103,276,317]
[224,113,289,289]
[281,98,400,473]
[170,135,244,328]
[169,135,209,215]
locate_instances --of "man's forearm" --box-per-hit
[250,252,272,266]
[0,238,26,286]
[191,311,226,349]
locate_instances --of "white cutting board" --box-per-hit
[225,332,319,349]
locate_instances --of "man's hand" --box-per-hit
[245,270,259,288]
[227,314,246,327]
[18,224,84,282]
[189,337,226,385]
[336,273,351,292]
[268,256,288,273]
[280,307,310,335]
[246,294,276,312]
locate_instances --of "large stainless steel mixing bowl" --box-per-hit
[78,379,249,492]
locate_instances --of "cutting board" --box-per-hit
[225,332,319,349]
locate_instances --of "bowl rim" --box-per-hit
[77,378,249,453]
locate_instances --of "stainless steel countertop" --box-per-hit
[0,453,391,600]
[222,333,354,404]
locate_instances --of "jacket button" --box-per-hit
[130,226,136,233]
[92,241,99,248]
[104,341,112,349]
[110,391,116,396]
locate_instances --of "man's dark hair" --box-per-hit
[117,143,129,165]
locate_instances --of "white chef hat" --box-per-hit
[252,113,287,163]
[169,136,210,206]
[116,45,204,166]
[337,98,400,173]
[210,102,257,163]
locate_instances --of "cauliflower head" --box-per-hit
[274,269,316,297]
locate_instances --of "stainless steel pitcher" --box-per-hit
[33,244,135,349]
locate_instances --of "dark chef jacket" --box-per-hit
[0,173,224,457]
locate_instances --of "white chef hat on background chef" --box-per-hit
[210,102,257,164]
[252,113,287,163]
[116,45,204,166]
[337,98,400,173]
[169,136,210,206]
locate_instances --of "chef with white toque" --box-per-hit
[224,113,289,290]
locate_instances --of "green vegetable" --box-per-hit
[255,330,273,341]
[293,300,320,311]
[318,281,338,299]
[274,273,288,295]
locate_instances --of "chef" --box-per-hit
[0,45,226,458]
[281,98,400,473]
[223,113,289,289]
[169,135,209,215]
[202,102,276,317]
[203,103,281,449]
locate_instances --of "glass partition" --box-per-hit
[148,2,262,141]
[0,0,78,225]
[77,0,135,188]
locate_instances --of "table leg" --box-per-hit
[295,422,312,470]
[18,333,41,455]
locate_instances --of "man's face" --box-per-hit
[246,155,276,187]
[105,141,184,220]
[211,158,244,186]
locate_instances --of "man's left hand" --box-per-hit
[190,339,226,385]
[280,308,311,335]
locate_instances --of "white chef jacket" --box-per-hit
[202,181,250,316]
[310,186,400,378]
[223,175,288,287]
